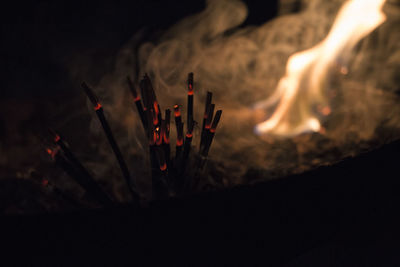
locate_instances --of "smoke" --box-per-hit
[71,0,400,190]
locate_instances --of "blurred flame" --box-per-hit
[255,0,387,136]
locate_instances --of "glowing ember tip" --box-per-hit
[160,163,167,171]
[255,0,387,137]
[94,103,102,110]
[176,139,183,146]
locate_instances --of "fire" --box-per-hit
[255,0,387,136]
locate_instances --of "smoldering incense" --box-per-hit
[202,110,222,157]
[46,136,113,206]
[174,104,184,161]
[200,92,212,152]
[163,109,171,169]
[182,73,195,168]
[187,72,194,133]
[200,103,215,154]
[81,82,140,203]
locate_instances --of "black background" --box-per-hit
[1,0,278,98]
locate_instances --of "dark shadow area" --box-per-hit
[2,139,400,266]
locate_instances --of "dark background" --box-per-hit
[1,0,278,99]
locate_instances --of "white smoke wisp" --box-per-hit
[72,0,400,188]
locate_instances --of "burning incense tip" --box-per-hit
[174,105,181,117]
[188,72,194,90]
[210,110,222,133]
[160,163,167,171]
[48,128,61,143]
[176,138,183,147]
[94,103,102,111]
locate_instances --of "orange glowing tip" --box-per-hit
[205,124,211,130]
[42,179,49,187]
[186,133,193,138]
[134,96,141,102]
[174,105,181,117]
[94,103,102,110]
[188,72,194,92]
[153,101,159,114]
[188,83,194,95]
[46,147,57,159]
[176,138,183,146]
[160,163,167,171]
[153,116,159,126]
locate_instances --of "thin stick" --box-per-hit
[200,103,215,154]
[187,72,194,133]
[46,146,113,206]
[163,109,171,168]
[127,76,147,130]
[200,92,212,151]
[81,82,140,203]
[174,105,184,161]
[202,110,222,157]
[140,74,161,128]
[181,73,195,171]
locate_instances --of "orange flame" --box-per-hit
[255,0,386,136]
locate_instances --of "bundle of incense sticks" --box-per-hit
[127,73,222,196]
[46,72,222,205]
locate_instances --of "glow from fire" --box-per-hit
[255,0,387,136]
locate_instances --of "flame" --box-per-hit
[255,0,387,136]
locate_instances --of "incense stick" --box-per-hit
[81,82,140,203]
[202,110,222,157]
[127,76,147,130]
[200,92,213,152]
[46,145,113,206]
